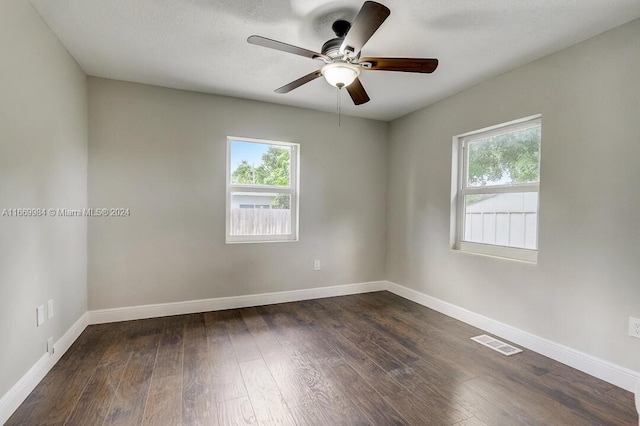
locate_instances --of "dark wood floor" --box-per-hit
[7,291,637,425]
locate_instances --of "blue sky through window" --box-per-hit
[230,140,269,171]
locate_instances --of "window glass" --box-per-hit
[230,141,290,187]
[466,125,540,187]
[227,137,298,243]
[463,192,538,250]
[230,192,291,236]
[453,116,541,262]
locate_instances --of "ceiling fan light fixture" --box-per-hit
[248,2,435,105]
[321,62,360,88]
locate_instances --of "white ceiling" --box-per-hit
[30,0,640,121]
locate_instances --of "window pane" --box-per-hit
[230,140,290,186]
[463,192,538,249]
[230,192,291,236]
[467,125,540,187]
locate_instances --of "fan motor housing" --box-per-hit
[322,37,360,60]
[321,38,342,58]
[321,19,360,60]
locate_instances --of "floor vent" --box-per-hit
[471,334,522,356]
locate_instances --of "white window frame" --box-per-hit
[452,115,541,263]
[226,136,299,244]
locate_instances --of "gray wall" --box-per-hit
[0,1,88,397]
[3,1,638,403]
[387,18,640,371]
[88,78,388,309]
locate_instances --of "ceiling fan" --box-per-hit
[247,1,438,105]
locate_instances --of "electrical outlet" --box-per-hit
[47,299,54,319]
[629,317,640,339]
[47,337,54,355]
[313,260,321,271]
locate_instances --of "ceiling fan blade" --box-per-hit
[359,57,439,73]
[275,70,323,94]
[340,1,390,58]
[248,35,330,62]
[346,77,370,105]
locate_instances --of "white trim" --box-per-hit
[0,281,384,422]
[4,281,638,424]
[88,281,387,324]
[0,313,88,425]
[457,241,538,263]
[385,281,640,392]
[462,183,539,195]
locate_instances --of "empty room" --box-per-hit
[1,0,640,424]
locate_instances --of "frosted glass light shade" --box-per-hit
[321,62,360,88]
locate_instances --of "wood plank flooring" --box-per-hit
[7,291,638,425]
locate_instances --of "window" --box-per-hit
[226,137,299,243]
[452,116,541,262]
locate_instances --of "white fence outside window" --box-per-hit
[230,208,291,236]
[464,211,537,250]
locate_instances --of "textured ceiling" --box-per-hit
[30,0,640,121]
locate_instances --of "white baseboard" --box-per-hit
[88,280,387,324]
[88,278,640,394]
[0,312,88,425]
[0,281,384,423]
[385,281,640,393]
[3,280,638,425]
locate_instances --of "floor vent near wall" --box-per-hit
[471,334,522,356]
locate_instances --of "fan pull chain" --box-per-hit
[337,87,342,127]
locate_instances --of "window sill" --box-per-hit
[454,241,537,264]
[226,236,298,244]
